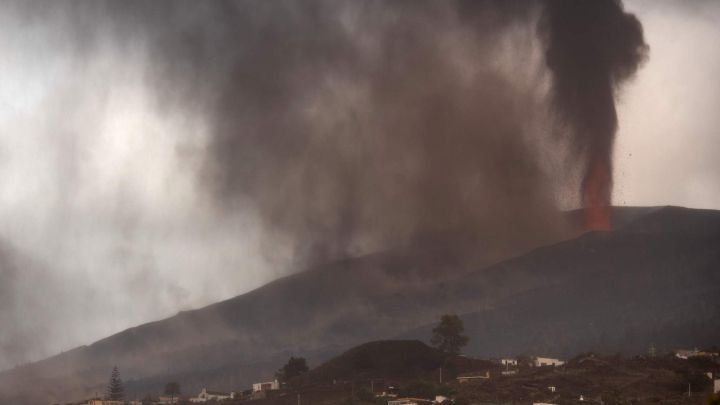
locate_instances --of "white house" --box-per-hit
[253,379,280,392]
[501,358,518,366]
[676,349,701,359]
[189,388,234,403]
[675,349,718,360]
[534,357,564,367]
[714,379,720,394]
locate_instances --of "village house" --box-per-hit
[714,379,720,394]
[534,357,565,367]
[501,358,518,366]
[189,388,235,402]
[250,379,281,400]
[252,379,280,392]
[675,348,719,360]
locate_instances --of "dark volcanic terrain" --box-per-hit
[0,206,718,404]
[242,340,720,405]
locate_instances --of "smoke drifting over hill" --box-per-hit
[115,0,568,265]
[0,0,653,371]
[57,0,647,265]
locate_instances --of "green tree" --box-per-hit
[164,382,181,401]
[105,366,124,401]
[276,356,309,382]
[430,314,469,354]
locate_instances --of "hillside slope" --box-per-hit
[298,340,495,384]
[0,206,718,404]
[402,224,720,357]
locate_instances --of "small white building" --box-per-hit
[675,348,718,360]
[501,358,518,366]
[534,357,564,367]
[252,379,280,392]
[676,349,700,359]
[189,388,234,403]
[714,379,720,394]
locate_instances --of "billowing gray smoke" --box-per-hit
[11,0,646,266]
[0,0,650,371]
[541,0,648,230]
[99,0,567,267]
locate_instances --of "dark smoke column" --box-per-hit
[541,0,647,230]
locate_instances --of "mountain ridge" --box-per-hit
[0,206,718,404]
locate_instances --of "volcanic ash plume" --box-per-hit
[541,0,648,230]
[0,0,650,280]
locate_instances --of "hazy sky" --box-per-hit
[0,0,718,370]
[616,0,720,209]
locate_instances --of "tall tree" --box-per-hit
[276,356,309,382]
[164,382,181,401]
[430,314,469,355]
[105,366,124,401]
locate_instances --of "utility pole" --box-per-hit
[439,367,443,384]
[688,383,691,397]
[297,393,301,405]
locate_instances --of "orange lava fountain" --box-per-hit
[582,156,612,231]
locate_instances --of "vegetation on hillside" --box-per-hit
[431,314,469,355]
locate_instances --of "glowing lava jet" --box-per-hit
[582,156,612,230]
[541,0,647,232]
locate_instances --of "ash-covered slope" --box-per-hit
[1,206,718,404]
[402,208,720,357]
[0,241,501,404]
